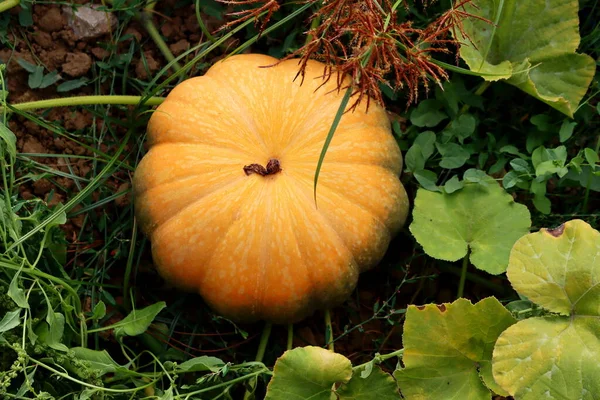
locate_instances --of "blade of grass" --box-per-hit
[314,85,353,203]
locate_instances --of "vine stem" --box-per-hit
[287,324,294,351]
[255,322,272,364]
[139,10,183,73]
[352,348,404,371]
[457,250,470,299]
[2,95,165,112]
[195,0,217,44]
[324,309,334,352]
[243,322,272,400]
[102,0,181,72]
[0,0,19,13]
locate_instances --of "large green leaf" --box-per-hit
[493,219,600,399]
[395,298,517,399]
[456,0,595,117]
[265,346,352,400]
[410,178,531,274]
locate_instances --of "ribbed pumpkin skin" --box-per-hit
[133,54,409,324]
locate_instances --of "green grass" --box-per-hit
[0,0,599,398]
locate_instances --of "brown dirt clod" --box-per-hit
[62,52,93,77]
[38,8,66,33]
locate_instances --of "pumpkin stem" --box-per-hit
[243,159,282,176]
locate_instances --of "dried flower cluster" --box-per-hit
[218,0,484,109]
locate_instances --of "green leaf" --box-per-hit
[57,78,89,92]
[455,0,595,117]
[405,131,436,173]
[493,220,600,399]
[530,180,551,214]
[8,271,28,309]
[91,301,106,320]
[174,356,225,373]
[45,312,68,352]
[69,347,128,376]
[395,298,516,399]
[502,171,520,189]
[509,158,531,174]
[405,144,426,173]
[413,169,440,192]
[410,100,447,127]
[584,148,599,167]
[559,120,576,142]
[463,168,488,183]
[114,301,166,340]
[446,113,477,142]
[410,176,531,274]
[28,66,44,89]
[338,366,399,399]
[16,58,37,73]
[0,310,21,333]
[437,142,470,169]
[564,166,600,192]
[39,71,61,89]
[265,346,352,400]
[0,122,17,159]
[530,114,553,132]
[444,175,464,194]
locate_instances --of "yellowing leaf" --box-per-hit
[507,219,600,316]
[493,317,600,399]
[265,346,352,400]
[493,219,600,399]
[395,298,516,399]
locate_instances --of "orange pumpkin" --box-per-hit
[133,54,409,323]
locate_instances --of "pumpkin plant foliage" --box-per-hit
[410,175,531,274]
[493,219,600,399]
[265,346,400,400]
[455,0,595,117]
[133,53,409,324]
[395,297,516,400]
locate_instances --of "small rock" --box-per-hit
[91,47,109,59]
[63,4,117,40]
[62,52,92,77]
[46,192,65,207]
[169,39,189,56]
[38,8,65,33]
[33,179,53,196]
[135,52,161,80]
[32,30,53,49]
[160,22,175,38]
[21,137,46,154]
